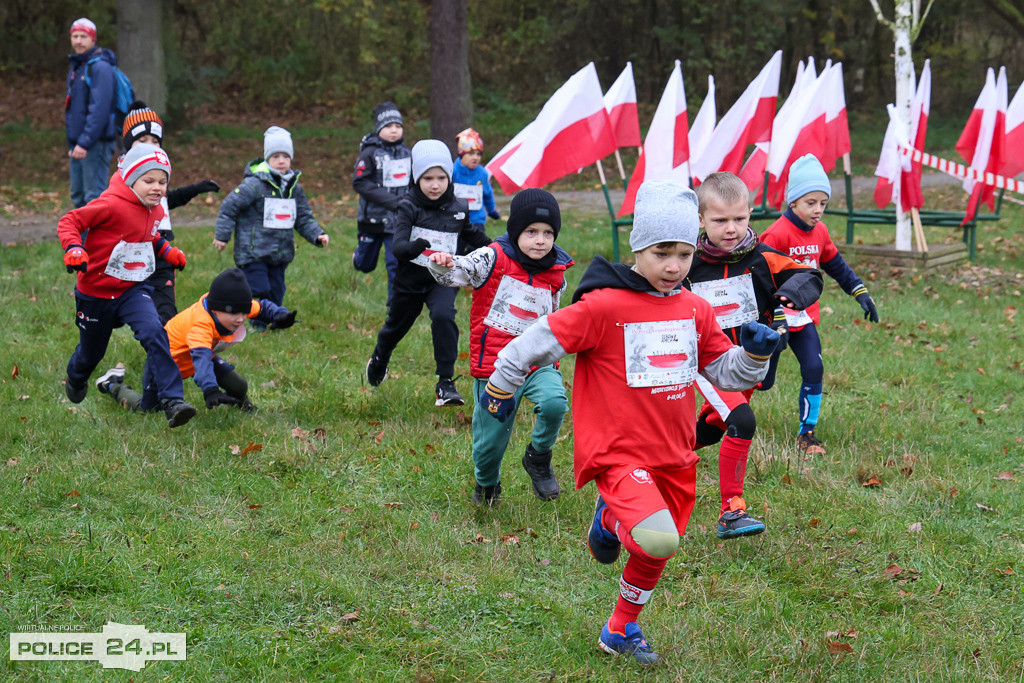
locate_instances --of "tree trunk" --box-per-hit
[117,0,166,117]
[429,0,472,154]
[892,0,915,251]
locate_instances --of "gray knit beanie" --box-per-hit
[629,180,699,252]
[120,143,171,187]
[411,139,454,182]
[263,126,294,160]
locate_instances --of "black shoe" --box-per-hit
[64,376,87,404]
[238,396,258,413]
[163,399,197,428]
[365,354,389,386]
[434,377,465,407]
[522,444,561,501]
[472,482,502,506]
[95,365,125,395]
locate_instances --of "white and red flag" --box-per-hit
[874,60,931,210]
[1000,74,1024,179]
[618,60,689,216]
[956,66,1007,223]
[688,75,716,164]
[487,62,616,193]
[690,50,781,185]
[604,63,642,148]
[487,123,534,195]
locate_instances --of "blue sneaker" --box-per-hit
[716,496,766,539]
[587,495,620,564]
[598,621,659,665]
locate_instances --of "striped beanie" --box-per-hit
[120,143,171,186]
[122,101,164,148]
[70,18,97,41]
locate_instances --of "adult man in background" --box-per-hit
[65,17,117,207]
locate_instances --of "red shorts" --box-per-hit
[695,376,754,431]
[595,463,697,536]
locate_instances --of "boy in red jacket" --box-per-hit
[482,181,779,665]
[685,172,822,539]
[426,189,573,505]
[58,144,195,427]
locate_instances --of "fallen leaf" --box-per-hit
[409,522,419,530]
[907,522,922,533]
[11,364,19,379]
[375,431,385,444]
[862,475,882,487]
[976,368,986,375]
[846,527,858,535]
[809,519,820,528]
[248,504,262,509]
[540,558,551,566]
[65,490,81,497]
[883,564,904,579]
[900,466,914,477]
[994,472,1015,481]
[458,352,470,360]
[933,583,944,595]
[976,503,995,512]
[5,459,17,467]
[384,501,403,508]
[18,395,29,401]
[229,444,241,455]
[999,566,1013,575]
[827,640,854,654]
[291,427,309,438]
[241,442,263,456]
[501,534,520,545]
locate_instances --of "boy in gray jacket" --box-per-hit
[214,126,328,329]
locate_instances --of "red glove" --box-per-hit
[64,246,88,273]
[161,245,187,270]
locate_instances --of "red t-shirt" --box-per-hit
[759,213,839,326]
[545,287,736,488]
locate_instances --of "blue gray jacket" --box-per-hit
[65,46,117,149]
[215,158,325,267]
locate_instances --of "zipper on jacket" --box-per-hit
[477,328,489,370]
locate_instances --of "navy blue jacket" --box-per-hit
[65,46,117,149]
[352,132,412,234]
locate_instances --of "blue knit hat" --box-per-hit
[786,154,831,204]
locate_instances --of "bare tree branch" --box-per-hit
[868,0,896,32]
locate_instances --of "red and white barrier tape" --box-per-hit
[898,144,1024,194]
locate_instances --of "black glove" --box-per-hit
[411,238,431,254]
[770,307,789,353]
[269,309,297,330]
[204,387,242,409]
[194,179,220,194]
[487,210,501,221]
[854,291,879,323]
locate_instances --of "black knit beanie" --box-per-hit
[506,188,561,243]
[372,102,403,133]
[206,268,252,314]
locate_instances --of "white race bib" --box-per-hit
[690,273,758,330]
[157,196,171,232]
[410,226,459,268]
[104,241,155,282]
[453,183,483,211]
[483,275,552,336]
[263,197,296,229]
[383,157,411,188]
[783,307,814,327]
[624,319,698,388]
[212,326,247,354]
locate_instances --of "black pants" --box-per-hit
[373,285,458,378]
[146,260,178,325]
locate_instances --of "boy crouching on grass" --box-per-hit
[58,143,195,428]
[426,188,573,506]
[482,181,779,664]
[96,268,297,414]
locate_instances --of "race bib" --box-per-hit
[156,196,171,232]
[212,326,247,354]
[453,183,483,211]
[624,319,698,388]
[104,241,155,282]
[383,157,411,188]
[690,274,758,330]
[263,198,296,229]
[783,307,814,327]
[410,226,459,268]
[483,275,552,336]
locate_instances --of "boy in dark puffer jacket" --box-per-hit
[352,102,412,306]
[365,139,491,407]
[214,126,328,329]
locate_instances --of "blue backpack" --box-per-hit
[84,52,135,127]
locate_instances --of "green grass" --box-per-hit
[1,188,1023,681]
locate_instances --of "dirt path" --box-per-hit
[0,173,962,245]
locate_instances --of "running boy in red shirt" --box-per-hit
[685,172,822,538]
[759,154,879,454]
[482,181,779,664]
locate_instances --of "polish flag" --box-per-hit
[1000,75,1024,179]
[688,76,716,162]
[956,67,1007,223]
[604,63,642,148]
[690,51,781,185]
[874,61,930,210]
[487,123,534,195]
[618,60,689,216]
[490,62,617,191]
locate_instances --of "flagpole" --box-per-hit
[613,150,628,191]
[911,207,928,252]
[596,160,622,263]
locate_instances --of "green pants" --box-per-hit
[472,365,568,487]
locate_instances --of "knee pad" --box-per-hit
[724,403,756,440]
[219,370,248,399]
[695,416,725,447]
[629,509,680,559]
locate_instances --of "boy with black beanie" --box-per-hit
[365,139,490,407]
[352,101,412,306]
[426,188,574,505]
[96,268,297,415]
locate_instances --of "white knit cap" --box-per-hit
[120,143,171,186]
[629,180,699,252]
[263,126,293,160]
[411,139,454,182]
